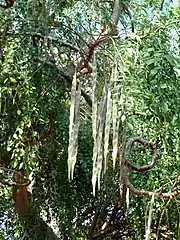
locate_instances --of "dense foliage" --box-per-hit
[0,0,180,239]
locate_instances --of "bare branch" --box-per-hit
[125,138,157,172]
[0,166,31,187]
[124,7,135,33]
[122,172,180,199]
[120,138,180,199]
[75,0,125,75]
[88,208,100,239]
[111,0,123,25]
[160,0,165,10]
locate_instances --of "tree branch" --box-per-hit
[88,208,100,239]
[111,0,123,25]
[122,172,180,199]
[0,166,31,187]
[76,0,125,75]
[125,138,157,172]
[124,5,135,33]
[160,0,165,10]
[121,138,180,199]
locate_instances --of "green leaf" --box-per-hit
[162,102,168,113]
[9,77,17,83]
[13,133,18,139]
[160,83,167,89]
[146,59,154,66]
[150,67,161,76]
[121,115,126,122]
[17,110,21,115]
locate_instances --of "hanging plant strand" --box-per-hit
[67,71,81,181]
[103,88,112,174]
[92,55,98,196]
[96,84,108,190]
[111,65,120,169]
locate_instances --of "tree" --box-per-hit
[0,0,180,239]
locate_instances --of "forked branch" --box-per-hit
[0,166,30,187]
[122,172,180,199]
[77,0,125,74]
[122,137,180,199]
[125,138,157,172]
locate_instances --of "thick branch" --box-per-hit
[77,0,125,74]
[33,1,125,77]
[0,166,31,187]
[122,172,180,199]
[88,208,100,239]
[121,138,180,199]
[78,35,116,74]
[125,138,157,172]
[111,0,123,25]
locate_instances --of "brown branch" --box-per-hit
[122,172,180,199]
[125,137,157,172]
[0,166,31,187]
[77,0,125,75]
[79,34,118,74]
[33,1,125,78]
[111,0,123,26]
[120,137,180,199]
[40,112,55,139]
[88,208,100,239]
